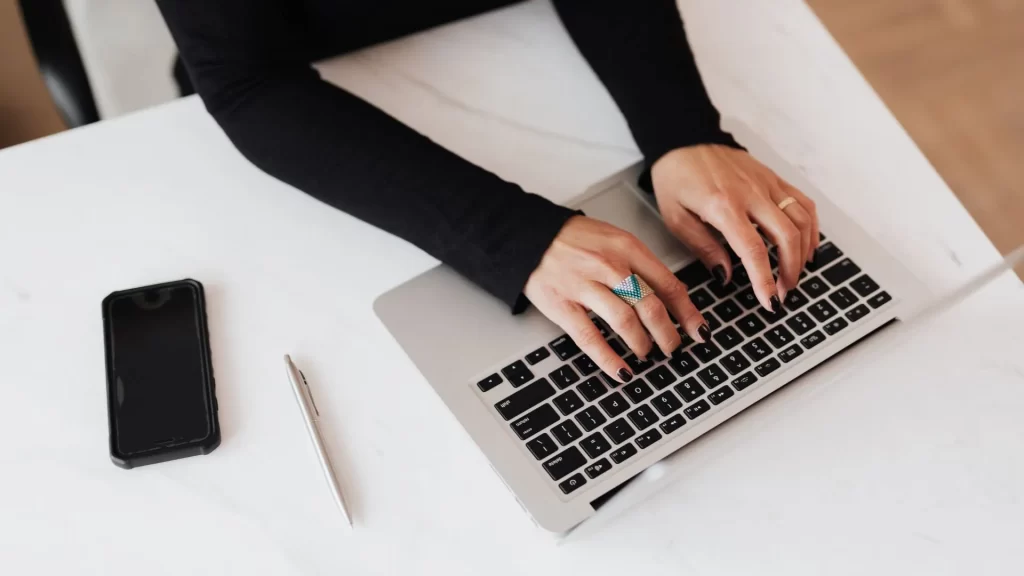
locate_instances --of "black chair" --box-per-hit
[18,0,194,128]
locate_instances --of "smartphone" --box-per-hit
[102,279,220,469]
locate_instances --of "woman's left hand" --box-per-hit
[650,144,820,309]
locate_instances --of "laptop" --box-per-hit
[374,122,929,533]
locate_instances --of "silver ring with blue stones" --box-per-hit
[610,273,654,306]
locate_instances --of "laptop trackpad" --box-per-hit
[577,182,695,270]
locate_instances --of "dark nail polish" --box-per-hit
[712,265,727,285]
[617,368,634,383]
[770,295,782,314]
[697,323,711,343]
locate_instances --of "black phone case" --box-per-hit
[102,279,220,469]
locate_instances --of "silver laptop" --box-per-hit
[374,123,928,533]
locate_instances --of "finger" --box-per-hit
[663,205,732,284]
[780,180,819,262]
[748,196,803,296]
[703,200,778,312]
[580,282,654,360]
[626,244,709,343]
[632,293,681,356]
[781,201,813,280]
[542,298,633,383]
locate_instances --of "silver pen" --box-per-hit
[284,354,353,527]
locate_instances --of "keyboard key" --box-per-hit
[501,360,534,387]
[624,354,654,375]
[575,406,608,431]
[736,313,767,337]
[823,317,849,335]
[712,326,744,350]
[785,311,817,336]
[548,365,580,389]
[609,443,638,464]
[559,473,587,494]
[735,287,761,309]
[713,299,744,322]
[577,377,607,402]
[765,325,795,349]
[755,358,781,377]
[580,432,612,458]
[731,371,757,391]
[551,420,583,445]
[635,429,663,449]
[553,390,584,415]
[477,373,502,392]
[822,258,861,286]
[549,335,581,361]
[649,347,667,363]
[732,265,751,287]
[511,404,559,440]
[758,304,788,324]
[651,391,683,416]
[868,291,892,308]
[850,274,880,297]
[543,447,587,480]
[659,413,686,435]
[800,330,826,350]
[591,317,610,337]
[691,341,722,363]
[688,288,716,310]
[708,386,735,405]
[674,377,706,403]
[683,399,711,420]
[675,261,712,288]
[828,287,859,310]
[598,391,629,417]
[708,279,737,299]
[627,405,660,430]
[525,347,550,365]
[584,458,612,479]
[720,351,751,375]
[778,344,803,363]
[741,337,772,361]
[599,372,620,387]
[800,276,830,298]
[623,379,654,403]
[808,300,839,322]
[668,351,699,377]
[604,418,636,444]
[807,242,843,272]
[697,364,729,388]
[846,304,870,322]
[607,338,627,357]
[705,312,722,332]
[526,433,558,459]
[495,378,556,420]
[783,287,809,310]
[646,365,678,390]
[572,354,599,376]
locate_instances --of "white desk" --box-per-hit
[2,1,1023,574]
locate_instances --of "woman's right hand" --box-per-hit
[523,215,709,383]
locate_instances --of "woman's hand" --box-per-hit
[524,216,709,383]
[651,144,819,310]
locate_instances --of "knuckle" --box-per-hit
[781,224,801,246]
[634,296,666,319]
[707,194,739,220]
[572,326,605,350]
[659,279,688,301]
[740,239,768,260]
[610,307,642,333]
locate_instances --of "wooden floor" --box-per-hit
[806,0,1024,261]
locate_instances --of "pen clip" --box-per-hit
[299,370,320,417]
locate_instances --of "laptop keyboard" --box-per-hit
[475,234,893,498]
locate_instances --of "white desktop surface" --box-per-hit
[2,1,1023,574]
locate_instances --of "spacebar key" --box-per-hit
[495,378,556,420]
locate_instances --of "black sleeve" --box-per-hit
[154,0,577,312]
[552,0,743,169]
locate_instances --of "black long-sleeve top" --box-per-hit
[156,0,738,311]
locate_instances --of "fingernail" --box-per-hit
[617,368,634,383]
[770,295,782,314]
[697,323,711,343]
[712,265,727,285]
